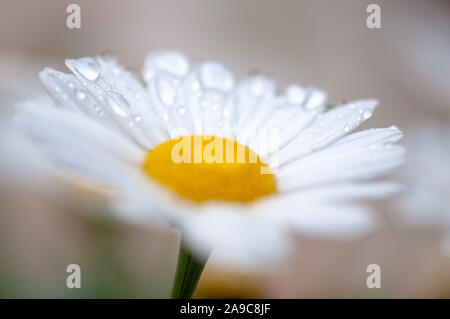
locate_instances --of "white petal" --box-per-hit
[240,85,325,158]
[234,76,276,142]
[154,61,235,136]
[258,198,376,239]
[277,126,405,190]
[182,208,289,269]
[289,206,375,239]
[143,51,193,138]
[198,62,234,136]
[303,87,327,111]
[332,125,403,147]
[277,99,379,166]
[143,50,190,81]
[39,68,138,140]
[257,107,316,158]
[199,62,234,92]
[16,101,145,185]
[285,182,403,203]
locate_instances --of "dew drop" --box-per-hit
[75,88,86,100]
[105,91,130,118]
[133,114,142,122]
[191,81,200,91]
[200,91,222,109]
[163,113,170,121]
[73,57,101,81]
[343,125,350,133]
[363,108,373,120]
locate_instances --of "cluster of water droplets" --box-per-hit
[273,99,380,167]
[143,51,193,137]
[69,57,145,126]
[40,67,105,120]
[40,51,396,170]
[142,51,240,137]
[40,55,171,149]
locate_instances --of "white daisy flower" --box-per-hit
[15,51,404,297]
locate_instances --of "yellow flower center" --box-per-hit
[143,135,276,203]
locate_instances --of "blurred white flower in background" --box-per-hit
[15,51,405,269]
[394,124,450,254]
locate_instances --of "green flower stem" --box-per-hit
[170,243,208,299]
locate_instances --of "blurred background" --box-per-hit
[0,0,449,298]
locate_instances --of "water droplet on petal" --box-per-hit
[363,108,373,120]
[200,91,223,109]
[133,114,142,122]
[73,57,101,81]
[191,81,200,91]
[105,91,130,118]
[163,113,170,121]
[75,88,86,100]
[343,125,350,133]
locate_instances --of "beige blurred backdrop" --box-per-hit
[0,0,449,298]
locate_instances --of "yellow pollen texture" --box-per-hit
[143,135,276,203]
